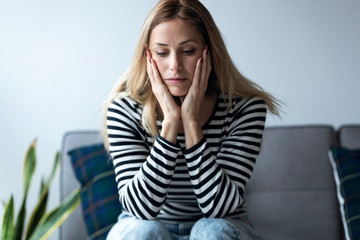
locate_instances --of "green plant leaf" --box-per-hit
[13,140,37,240]
[25,189,48,240]
[40,177,46,197]
[13,196,26,240]
[28,188,81,240]
[24,139,36,195]
[46,152,60,187]
[26,151,60,239]
[1,195,14,240]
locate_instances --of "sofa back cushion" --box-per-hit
[246,126,342,240]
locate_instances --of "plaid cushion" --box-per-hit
[68,144,121,240]
[329,147,360,240]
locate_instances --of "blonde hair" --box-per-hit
[103,0,280,147]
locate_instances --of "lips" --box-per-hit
[166,77,188,83]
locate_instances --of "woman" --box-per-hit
[104,0,280,239]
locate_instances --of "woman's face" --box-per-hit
[149,19,206,97]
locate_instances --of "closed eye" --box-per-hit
[183,49,195,55]
[156,51,167,57]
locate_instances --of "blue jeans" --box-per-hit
[106,212,264,240]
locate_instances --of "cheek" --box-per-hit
[153,58,167,77]
[186,58,200,75]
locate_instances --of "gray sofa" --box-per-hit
[59,125,360,240]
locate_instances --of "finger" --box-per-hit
[146,50,154,79]
[145,46,153,59]
[199,47,207,84]
[200,46,211,85]
[192,57,203,89]
[146,50,161,90]
[206,48,212,78]
[150,58,164,86]
[150,58,173,105]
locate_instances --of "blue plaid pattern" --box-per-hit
[330,147,360,240]
[68,144,121,240]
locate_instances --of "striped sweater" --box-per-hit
[106,94,267,223]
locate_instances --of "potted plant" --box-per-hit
[1,139,80,240]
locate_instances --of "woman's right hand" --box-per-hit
[146,49,181,143]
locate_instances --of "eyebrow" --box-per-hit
[153,39,198,47]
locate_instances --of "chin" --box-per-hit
[169,90,189,97]
[168,87,189,97]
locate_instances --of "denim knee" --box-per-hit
[106,214,172,240]
[190,218,263,240]
[130,220,171,239]
[190,218,237,240]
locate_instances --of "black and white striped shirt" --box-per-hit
[106,94,267,223]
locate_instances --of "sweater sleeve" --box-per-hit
[106,97,181,219]
[183,97,267,218]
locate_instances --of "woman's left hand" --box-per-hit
[180,46,212,148]
[181,46,212,123]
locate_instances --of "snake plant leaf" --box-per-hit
[25,189,49,240]
[24,139,37,195]
[26,151,60,239]
[40,177,46,197]
[28,188,81,240]
[47,152,60,187]
[1,195,14,240]
[13,197,26,240]
[13,139,37,240]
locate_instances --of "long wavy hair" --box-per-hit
[103,0,280,147]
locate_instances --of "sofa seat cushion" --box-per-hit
[247,191,341,240]
[68,143,121,239]
[330,146,360,240]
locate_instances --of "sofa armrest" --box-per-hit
[338,124,360,149]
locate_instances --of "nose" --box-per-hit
[170,53,182,72]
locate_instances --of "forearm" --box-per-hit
[183,97,267,217]
[183,119,204,149]
[107,97,181,219]
[114,136,180,219]
[183,139,244,218]
[160,117,180,144]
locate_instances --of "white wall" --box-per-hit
[0,0,359,238]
